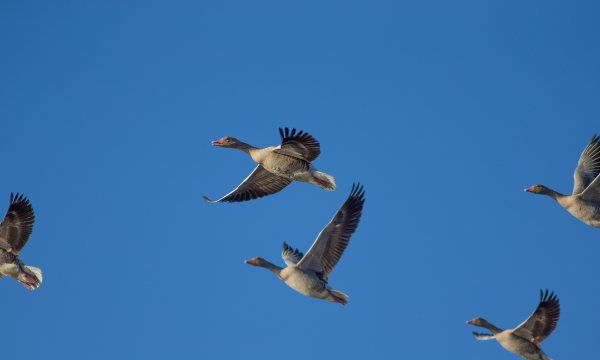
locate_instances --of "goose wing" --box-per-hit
[203,165,292,203]
[273,127,320,162]
[0,193,35,255]
[573,134,600,195]
[296,183,365,279]
[282,242,304,266]
[472,332,495,341]
[513,290,560,345]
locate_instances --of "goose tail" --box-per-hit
[312,171,336,191]
[329,290,349,305]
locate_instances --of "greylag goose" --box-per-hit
[0,193,42,290]
[467,290,560,360]
[245,183,365,304]
[526,134,600,227]
[203,127,336,203]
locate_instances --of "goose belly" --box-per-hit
[281,268,327,299]
[495,332,543,360]
[565,201,600,228]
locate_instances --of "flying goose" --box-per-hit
[245,183,365,304]
[203,127,335,203]
[467,290,560,360]
[525,134,600,227]
[0,193,42,290]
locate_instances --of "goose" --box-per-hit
[467,290,560,360]
[0,193,42,290]
[244,183,365,304]
[525,134,600,228]
[203,127,335,203]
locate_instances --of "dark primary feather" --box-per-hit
[573,134,600,194]
[278,127,321,162]
[0,193,35,254]
[513,289,560,345]
[297,183,365,279]
[203,165,292,203]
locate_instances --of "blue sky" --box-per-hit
[1,1,599,359]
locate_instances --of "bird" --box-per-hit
[0,193,42,291]
[466,290,560,360]
[203,127,335,203]
[525,134,600,228]
[244,183,365,304]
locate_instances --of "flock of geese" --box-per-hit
[2,128,600,359]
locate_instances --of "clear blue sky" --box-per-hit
[1,1,599,359]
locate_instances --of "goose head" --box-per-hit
[524,184,554,196]
[211,136,243,149]
[466,317,487,327]
[244,257,269,267]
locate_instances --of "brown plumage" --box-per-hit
[0,193,35,255]
[296,183,365,279]
[467,290,560,360]
[0,193,42,291]
[204,128,335,203]
[513,290,560,346]
[245,184,365,304]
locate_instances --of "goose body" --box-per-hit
[204,128,336,203]
[249,147,315,182]
[556,195,600,227]
[279,266,330,300]
[245,184,365,304]
[526,134,600,228]
[467,290,559,360]
[0,193,42,291]
[494,331,549,360]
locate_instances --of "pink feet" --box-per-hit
[18,273,38,291]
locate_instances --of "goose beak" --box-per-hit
[524,187,533,193]
[466,319,474,325]
[211,139,224,147]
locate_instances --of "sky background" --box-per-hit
[1,1,599,359]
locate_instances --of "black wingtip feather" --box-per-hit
[349,182,366,201]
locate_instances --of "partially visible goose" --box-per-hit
[467,290,560,360]
[245,183,365,304]
[203,127,335,203]
[0,193,42,290]
[526,134,600,228]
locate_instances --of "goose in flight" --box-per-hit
[526,134,600,227]
[467,290,560,360]
[203,127,335,203]
[0,193,42,290]
[245,183,365,304]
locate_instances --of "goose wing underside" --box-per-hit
[203,165,292,203]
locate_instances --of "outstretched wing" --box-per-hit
[0,193,35,255]
[573,134,600,195]
[297,183,365,279]
[513,290,560,345]
[274,127,321,162]
[203,165,292,203]
[282,242,304,266]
